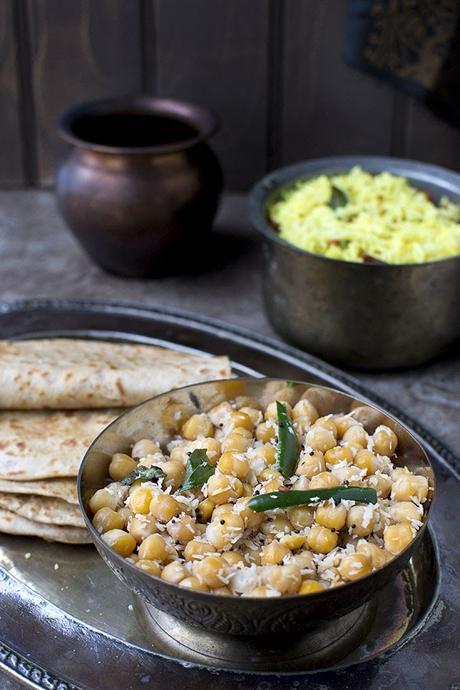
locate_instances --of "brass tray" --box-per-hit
[0,299,458,690]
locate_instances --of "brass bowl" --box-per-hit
[249,156,460,369]
[78,378,434,636]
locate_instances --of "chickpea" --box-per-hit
[130,486,154,514]
[298,580,325,595]
[288,506,314,530]
[181,414,214,440]
[353,449,379,475]
[260,478,283,494]
[296,451,325,479]
[207,474,244,504]
[138,533,169,562]
[132,439,160,459]
[324,446,353,466]
[265,400,292,422]
[208,401,233,426]
[234,396,261,410]
[342,425,368,449]
[211,503,234,520]
[135,559,161,576]
[315,418,338,436]
[262,564,302,595]
[384,523,413,555]
[194,555,228,588]
[166,514,197,544]
[261,540,291,565]
[158,460,185,490]
[334,415,358,438]
[333,465,365,487]
[102,529,136,557]
[338,553,372,581]
[183,539,217,561]
[366,473,392,498]
[279,533,306,550]
[179,576,208,591]
[391,467,410,481]
[93,507,124,534]
[128,514,158,542]
[391,474,429,502]
[161,403,188,434]
[89,484,127,513]
[221,551,246,567]
[160,561,187,584]
[108,453,137,481]
[305,426,336,453]
[255,422,277,443]
[347,505,375,537]
[169,444,190,464]
[213,586,232,596]
[189,437,221,465]
[205,512,244,550]
[196,497,215,522]
[117,506,132,528]
[149,493,180,523]
[373,426,398,456]
[389,501,422,524]
[290,550,315,572]
[221,432,252,453]
[234,497,264,529]
[356,541,388,569]
[227,410,254,432]
[309,471,339,490]
[217,451,249,480]
[291,476,310,490]
[259,467,283,483]
[239,406,263,426]
[261,515,293,536]
[306,525,338,554]
[293,416,313,435]
[315,502,347,530]
[292,399,319,423]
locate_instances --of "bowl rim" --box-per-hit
[58,95,219,155]
[248,154,460,269]
[78,376,435,605]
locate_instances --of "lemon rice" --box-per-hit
[268,166,460,264]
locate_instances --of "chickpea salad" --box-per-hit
[88,395,430,598]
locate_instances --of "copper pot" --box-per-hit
[56,96,223,277]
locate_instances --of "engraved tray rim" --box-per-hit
[0,298,457,690]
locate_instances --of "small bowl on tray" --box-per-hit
[249,156,460,369]
[78,378,434,636]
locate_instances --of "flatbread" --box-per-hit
[0,339,231,409]
[0,508,90,544]
[0,409,117,480]
[0,492,84,527]
[0,477,78,504]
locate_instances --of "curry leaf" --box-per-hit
[179,449,215,492]
[121,465,165,486]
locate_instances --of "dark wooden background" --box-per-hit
[1,0,460,191]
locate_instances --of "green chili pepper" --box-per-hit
[275,401,300,478]
[247,487,378,512]
[178,448,215,493]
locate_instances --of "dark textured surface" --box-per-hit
[0,190,458,453]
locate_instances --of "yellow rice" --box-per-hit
[268,166,460,264]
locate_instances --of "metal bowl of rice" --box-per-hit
[249,156,460,369]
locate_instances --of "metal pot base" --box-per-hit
[134,530,439,673]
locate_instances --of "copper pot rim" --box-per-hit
[78,377,435,607]
[249,155,460,270]
[58,95,219,155]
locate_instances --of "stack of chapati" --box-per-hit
[0,339,230,543]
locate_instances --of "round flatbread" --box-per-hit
[0,508,91,544]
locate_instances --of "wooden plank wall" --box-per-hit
[1,0,460,190]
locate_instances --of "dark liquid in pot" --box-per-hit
[70,112,199,148]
